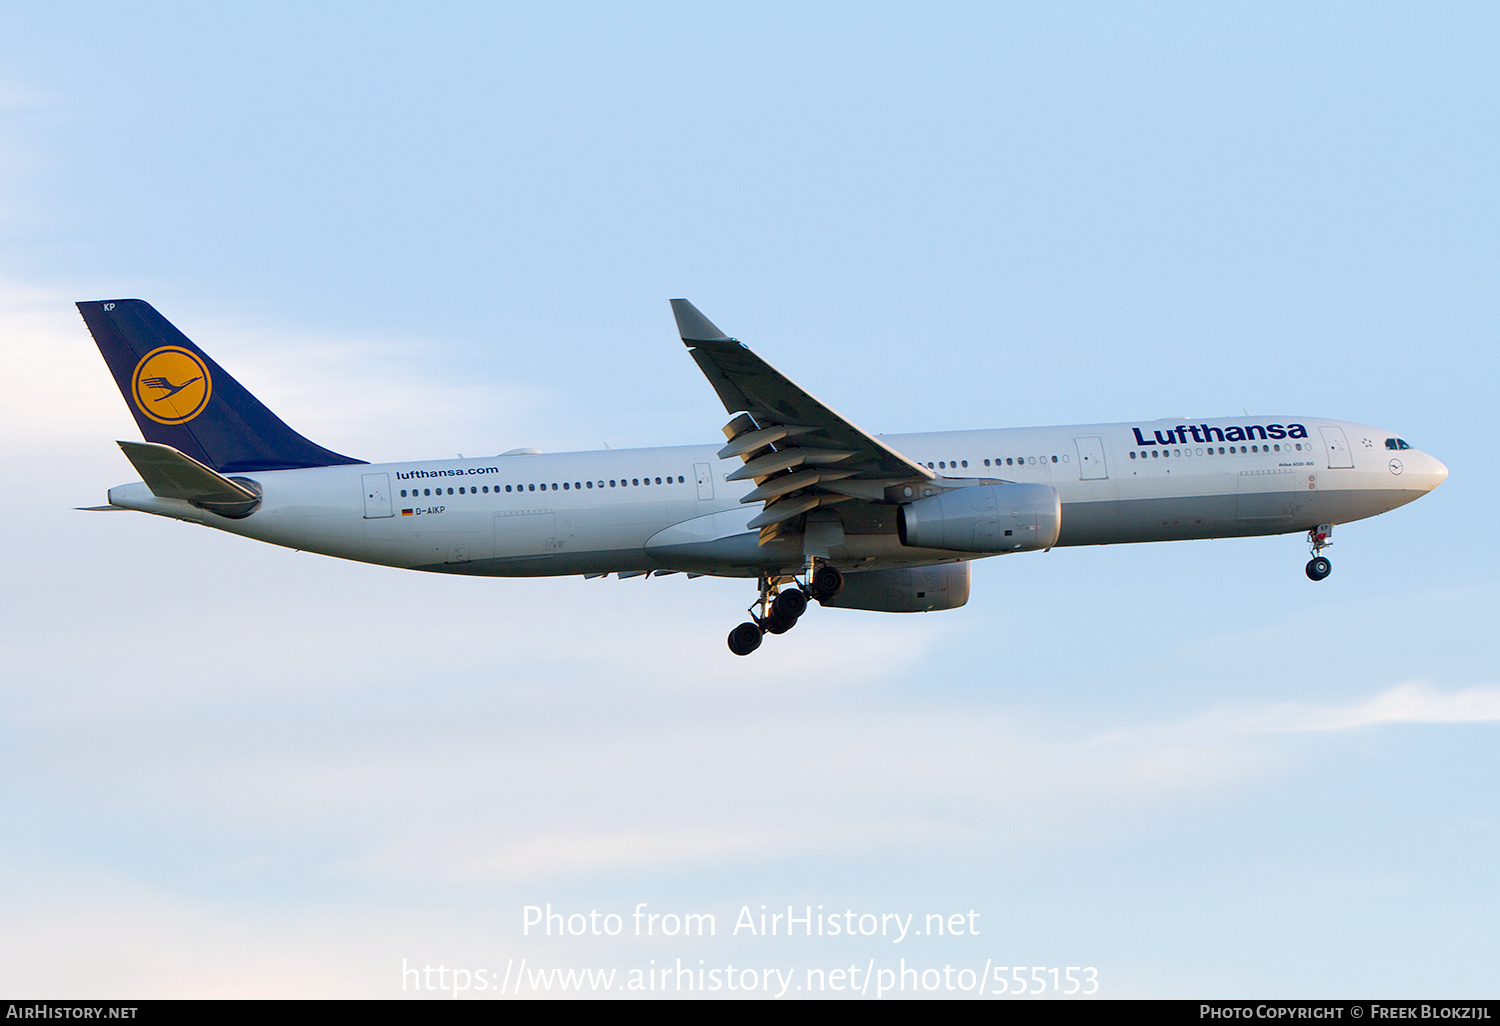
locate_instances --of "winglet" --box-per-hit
[670,299,732,343]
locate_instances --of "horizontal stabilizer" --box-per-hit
[117,441,261,516]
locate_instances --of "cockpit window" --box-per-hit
[1386,438,1412,450]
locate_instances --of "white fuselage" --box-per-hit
[106,416,1448,579]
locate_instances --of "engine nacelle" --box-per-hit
[897,482,1061,553]
[821,563,971,613]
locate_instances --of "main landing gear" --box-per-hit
[726,563,845,656]
[1305,524,1333,582]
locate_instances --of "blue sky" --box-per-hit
[0,3,1495,997]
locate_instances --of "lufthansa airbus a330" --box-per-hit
[79,299,1447,655]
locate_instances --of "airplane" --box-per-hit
[78,299,1448,656]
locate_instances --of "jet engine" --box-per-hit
[897,482,1061,553]
[820,563,971,613]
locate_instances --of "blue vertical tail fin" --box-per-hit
[78,300,365,473]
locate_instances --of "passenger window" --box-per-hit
[529,484,535,491]
[563,482,569,489]
[424,488,431,496]
[400,489,407,497]
[586,481,593,488]
[632,478,639,486]
[1051,456,1057,463]
[984,459,991,466]
[1006,458,1013,466]
[610,480,616,487]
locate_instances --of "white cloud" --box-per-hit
[0,278,547,462]
[1223,682,1500,734]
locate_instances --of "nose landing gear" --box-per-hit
[1305,524,1333,581]
[725,562,846,656]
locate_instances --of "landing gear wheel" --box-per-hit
[809,565,844,602]
[728,621,764,656]
[1305,556,1331,582]
[764,607,797,634]
[771,589,808,622]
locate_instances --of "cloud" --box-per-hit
[1224,682,1500,734]
[0,278,548,462]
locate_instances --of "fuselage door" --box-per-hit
[361,473,393,518]
[1319,426,1354,469]
[694,462,715,500]
[1074,437,1108,480]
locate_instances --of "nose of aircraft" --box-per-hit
[1420,453,1449,493]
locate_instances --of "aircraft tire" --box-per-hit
[765,606,797,634]
[772,589,808,622]
[810,565,844,602]
[1306,556,1332,581]
[728,622,764,656]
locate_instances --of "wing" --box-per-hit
[672,299,934,544]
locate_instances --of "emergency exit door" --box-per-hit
[1074,437,1108,480]
[694,462,715,500]
[362,473,393,518]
